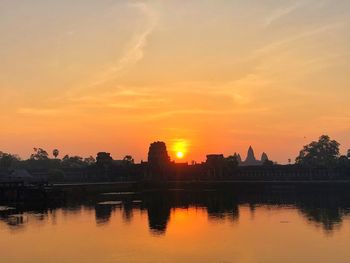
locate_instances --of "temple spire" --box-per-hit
[245,146,256,162]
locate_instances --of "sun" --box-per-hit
[172,139,188,160]
[176,151,184,159]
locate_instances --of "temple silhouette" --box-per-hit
[1,139,350,185]
[235,146,269,166]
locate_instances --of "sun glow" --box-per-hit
[172,139,188,160]
[176,151,184,159]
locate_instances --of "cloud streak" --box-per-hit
[90,2,158,87]
[255,22,345,56]
[264,2,304,27]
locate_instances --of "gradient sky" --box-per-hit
[0,0,350,163]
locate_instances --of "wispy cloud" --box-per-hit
[255,22,344,55]
[264,2,304,27]
[90,2,158,87]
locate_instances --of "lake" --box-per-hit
[1,189,350,263]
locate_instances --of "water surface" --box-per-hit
[1,190,350,263]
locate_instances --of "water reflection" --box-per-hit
[1,189,350,234]
[145,193,171,235]
[95,204,113,225]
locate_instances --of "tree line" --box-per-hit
[1,134,350,173]
[0,148,134,171]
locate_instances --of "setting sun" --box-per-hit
[176,151,184,159]
[172,139,188,160]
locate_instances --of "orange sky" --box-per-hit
[0,1,350,163]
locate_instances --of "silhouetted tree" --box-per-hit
[347,149,350,158]
[30,148,49,160]
[295,135,340,167]
[96,152,113,168]
[84,156,96,166]
[1,155,12,170]
[0,152,19,170]
[53,149,59,159]
[62,155,85,168]
[123,155,134,164]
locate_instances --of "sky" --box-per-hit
[0,0,350,163]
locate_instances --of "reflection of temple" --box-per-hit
[145,193,171,235]
[95,205,113,225]
[147,205,170,235]
[1,189,349,234]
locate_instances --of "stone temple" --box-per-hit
[234,146,269,166]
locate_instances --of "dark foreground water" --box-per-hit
[1,189,350,263]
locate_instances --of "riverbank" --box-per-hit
[53,179,350,193]
[2,179,350,204]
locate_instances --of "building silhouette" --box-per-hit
[147,141,171,180]
[206,154,225,179]
[239,146,269,166]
